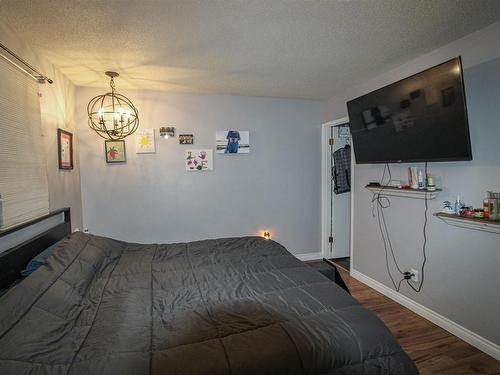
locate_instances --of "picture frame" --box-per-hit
[216,130,250,154]
[179,134,194,145]
[135,128,156,153]
[105,140,126,163]
[159,126,175,139]
[185,149,213,171]
[57,128,73,170]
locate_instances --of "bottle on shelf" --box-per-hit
[484,199,490,220]
[454,195,462,215]
[488,191,499,221]
[418,170,424,190]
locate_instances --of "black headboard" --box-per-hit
[0,208,71,290]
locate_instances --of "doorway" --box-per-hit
[321,117,353,271]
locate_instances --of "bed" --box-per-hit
[0,210,418,374]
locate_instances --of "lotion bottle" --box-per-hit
[418,170,424,190]
[454,195,462,215]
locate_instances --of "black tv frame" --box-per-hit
[347,57,472,164]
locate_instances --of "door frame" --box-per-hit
[321,117,354,268]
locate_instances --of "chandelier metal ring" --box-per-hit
[87,71,139,140]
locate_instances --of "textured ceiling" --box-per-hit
[1,0,500,99]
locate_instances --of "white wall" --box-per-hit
[0,24,83,230]
[75,88,322,255]
[323,21,500,351]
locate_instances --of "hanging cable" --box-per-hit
[406,161,428,293]
[371,164,405,291]
[371,162,429,293]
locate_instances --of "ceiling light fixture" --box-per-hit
[87,71,139,140]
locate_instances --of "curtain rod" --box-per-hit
[0,42,53,84]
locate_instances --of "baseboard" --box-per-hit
[295,252,323,262]
[350,269,500,361]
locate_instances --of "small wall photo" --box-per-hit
[179,134,194,144]
[57,128,73,170]
[185,149,213,171]
[135,129,156,153]
[105,140,126,163]
[159,127,175,139]
[216,130,250,154]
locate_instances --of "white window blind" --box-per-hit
[0,56,49,230]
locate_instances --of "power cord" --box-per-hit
[406,161,428,293]
[371,162,428,292]
[372,164,405,291]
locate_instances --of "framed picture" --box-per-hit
[135,129,156,153]
[216,130,250,154]
[179,134,194,145]
[105,140,126,163]
[185,149,213,171]
[159,126,175,139]
[57,128,73,170]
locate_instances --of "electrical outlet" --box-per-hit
[410,268,419,283]
[83,228,89,234]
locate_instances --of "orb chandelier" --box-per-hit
[87,71,139,140]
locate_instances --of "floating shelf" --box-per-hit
[365,185,441,200]
[434,213,500,234]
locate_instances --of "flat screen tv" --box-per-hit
[347,57,472,164]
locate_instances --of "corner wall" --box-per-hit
[323,21,500,354]
[0,24,83,230]
[75,88,323,255]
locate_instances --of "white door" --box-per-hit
[321,118,352,259]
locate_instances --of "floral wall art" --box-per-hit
[105,140,126,163]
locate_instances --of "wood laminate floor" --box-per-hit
[336,268,500,374]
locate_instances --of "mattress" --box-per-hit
[0,232,418,374]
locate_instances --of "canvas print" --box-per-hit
[57,128,73,169]
[159,126,175,139]
[135,129,155,153]
[105,140,126,163]
[216,130,250,154]
[179,134,194,144]
[185,149,213,171]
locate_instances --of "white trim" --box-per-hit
[295,252,323,262]
[350,268,500,361]
[321,117,350,260]
[320,122,330,259]
[349,135,355,270]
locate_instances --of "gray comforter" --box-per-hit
[0,232,418,374]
